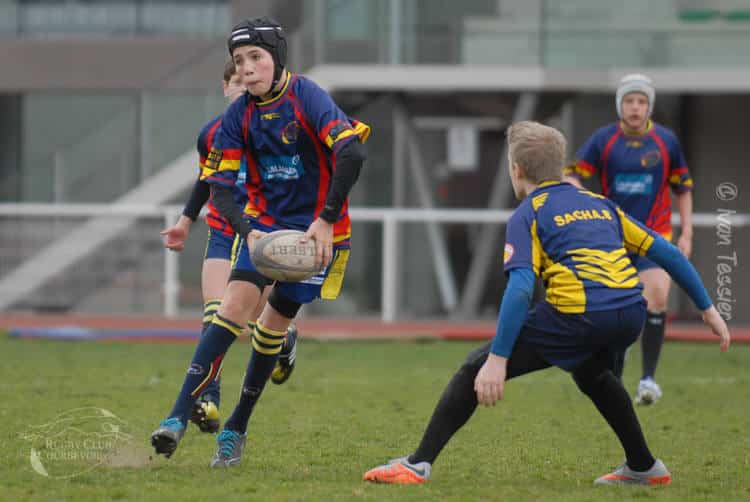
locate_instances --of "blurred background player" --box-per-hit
[158,59,298,436]
[562,74,694,405]
[363,121,729,486]
[151,16,369,462]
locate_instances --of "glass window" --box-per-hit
[4,1,228,36]
[326,0,372,40]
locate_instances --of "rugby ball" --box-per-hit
[250,230,319,282]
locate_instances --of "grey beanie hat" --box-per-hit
[616,73,655,118]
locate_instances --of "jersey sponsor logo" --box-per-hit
[627,140,643,148]
[553,209,613,227]
[236,166,247,186]
[281,120,300,144]
[641,150,661,168]
[503,243,514,264]
[259,154,304,181]
[261,112,281,121]
[614,173,653,194]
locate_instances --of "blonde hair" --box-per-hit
[506,121,566,183]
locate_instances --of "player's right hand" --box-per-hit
[474,354,508,406]
[161,216,192,251]
[160,225,188,251]
[702,306,731,352]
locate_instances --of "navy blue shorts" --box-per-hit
[231,221,351,305]
[519,299,647,371]
[204,228,239,261]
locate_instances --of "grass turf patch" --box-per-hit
[2,335,748,501]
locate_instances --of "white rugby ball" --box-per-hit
[251,229,319,282]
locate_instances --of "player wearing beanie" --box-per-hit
[564,74,694,405]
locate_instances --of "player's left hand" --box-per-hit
[246,229,267,253]
[474,354,508,406]
[677,232,692,257]
[301,218,334,269]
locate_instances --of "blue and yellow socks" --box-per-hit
[203,299,222,330]
[200,299,223,404]
[167,314,241,424]
[224,321,286,433]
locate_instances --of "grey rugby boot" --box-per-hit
[363,456,431,484]
[210,429,247,468]
[150,417,186,459]
[595,459,671,485]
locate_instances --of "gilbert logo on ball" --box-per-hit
[251,230,319,282]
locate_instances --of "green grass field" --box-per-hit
[2,334,748,501]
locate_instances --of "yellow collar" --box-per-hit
[256,72,291,106]
[620,119,653,137]
[537,180,562,189]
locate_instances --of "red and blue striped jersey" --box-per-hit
[197,115,248,236]
[565,121,692,239]
[200,73,370,241]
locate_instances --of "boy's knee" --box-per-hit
[572,355,611,395]
[267,287,302,319]
[462,343,490,374]
[641,271,670,311]
[217,301,246,326]
[645,295,668,312]
[229,269,274,292]
[441,344,490,393]
[444,362,481,403]
[218,282,263,325]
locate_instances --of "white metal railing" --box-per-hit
[0,203,747,321]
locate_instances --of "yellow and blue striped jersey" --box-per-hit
[503,181,657,313]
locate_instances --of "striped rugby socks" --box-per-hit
[224,322,286,433]
[167,314,241,424]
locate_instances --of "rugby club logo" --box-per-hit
[641,150,661,168]
[281,121,300,144]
